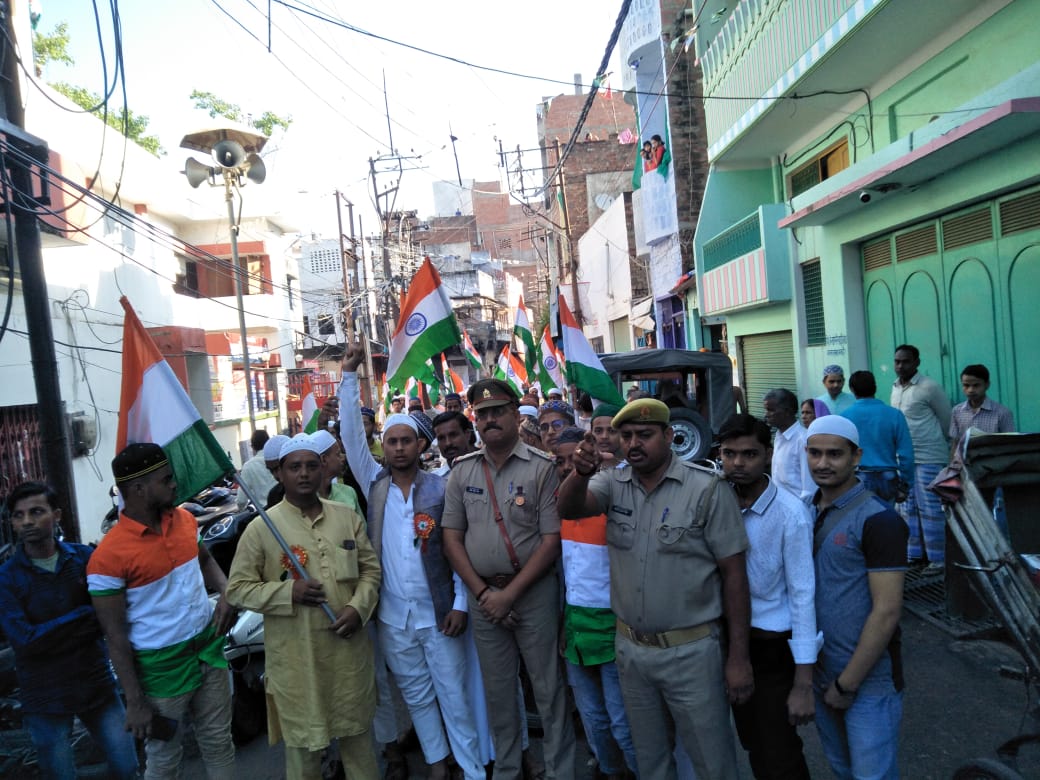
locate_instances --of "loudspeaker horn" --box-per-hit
[245,153,266,185]
[212,139,246,169]
[184,157,214,189]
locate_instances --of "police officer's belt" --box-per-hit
[616,618,715,649]
[482,573,516,589]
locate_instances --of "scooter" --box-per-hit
[202,506,267,745]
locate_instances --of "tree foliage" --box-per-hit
[32,22,74,76]
[191,90,292,138]
[51,82,164,156]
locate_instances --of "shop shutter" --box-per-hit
[740,331,797,415]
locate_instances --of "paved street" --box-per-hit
[183,609,1040,779]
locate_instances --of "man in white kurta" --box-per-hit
[226,434,381,780]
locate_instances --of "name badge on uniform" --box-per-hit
[466,486,484,495]
[514,485,525,507]
[611,505,633,516]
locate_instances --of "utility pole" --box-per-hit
[335,190,356,341]
[553,139,584,327]
[1,7,80,538]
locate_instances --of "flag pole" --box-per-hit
[234,476,337,624]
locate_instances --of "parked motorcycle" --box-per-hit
[202,506,267,745]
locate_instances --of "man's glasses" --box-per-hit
[539,419,568,433]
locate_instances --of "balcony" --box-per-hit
[698,204,790,315]
[699,0,986,162]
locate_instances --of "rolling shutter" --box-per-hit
[740,331,797,415]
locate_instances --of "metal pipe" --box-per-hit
[224,175,256,429]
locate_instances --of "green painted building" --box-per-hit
[691,0,1040,429]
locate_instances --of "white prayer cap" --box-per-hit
[279,432,322,461]
[310,429,338,455]
[518,405,538,419]
[383,413,419,435]
[807,415,860,447]
[263,434,290,461]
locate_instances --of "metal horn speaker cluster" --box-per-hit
[245,153,266,184]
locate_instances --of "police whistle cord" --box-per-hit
[235,474,338,624]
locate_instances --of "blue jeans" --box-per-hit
[814,687,903,779]
[24,692,138,780]
[857,470,900,507]
[566,660,638,775]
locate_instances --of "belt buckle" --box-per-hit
[632,628,661,647]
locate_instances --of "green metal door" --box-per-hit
[740,330,796,415]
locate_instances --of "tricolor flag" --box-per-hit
[117,297,234,504]
[462,330,483,372]
[494,345,527,397]
[301,375,320,433]
[386,257,462,393]
[512,295,537,376]
[538,325,565,392]
[441,353,465,395]
[559,293,626,406]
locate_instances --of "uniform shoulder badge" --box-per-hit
[527,447,553,462]
[454,450,481,464]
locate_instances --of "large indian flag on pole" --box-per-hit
[512,295,537,376]
[301,375,320,433]
[538,325,565,392]
[558,293,626,406]
[118,297,234,504]
[462,330,483,372]
[386,257,462,392]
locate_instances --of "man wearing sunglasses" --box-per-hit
[442,379,576,779]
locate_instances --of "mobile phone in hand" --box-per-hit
[150,713,179,741]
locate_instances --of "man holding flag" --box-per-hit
[88,444,236,780]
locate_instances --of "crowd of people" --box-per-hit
[0,341,1018,780]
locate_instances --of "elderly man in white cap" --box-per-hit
[226,433,381,780]
[805,416,907,780]
[337,344,485,780]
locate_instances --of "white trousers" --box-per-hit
[379,615,484,780]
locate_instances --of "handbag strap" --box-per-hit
[482,459,522,572]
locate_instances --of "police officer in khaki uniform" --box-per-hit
[558,398,753,780]
[442,379,576,779]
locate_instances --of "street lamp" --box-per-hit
[180,124,268,429]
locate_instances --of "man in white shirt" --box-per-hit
[338,345,483,780]
[719,414,817,780]
[763,389,814,503]
[236,430,277,509]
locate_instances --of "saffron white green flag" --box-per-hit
[538,325,565,392]
[301,375,321,433]
[513,295,537,376]
[494,345,527,397]
[558,293,626,406]
[386,258,462,393]
[462,330,483,372]
[118,297,234,504]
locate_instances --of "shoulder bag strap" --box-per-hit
[481,459,522,572]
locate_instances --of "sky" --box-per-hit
[35,0,626,239]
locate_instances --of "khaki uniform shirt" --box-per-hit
[442,439,560,576]
[588,455,747,633]
[226,498,381,749]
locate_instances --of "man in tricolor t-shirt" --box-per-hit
[88,443,236,779]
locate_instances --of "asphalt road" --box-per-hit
[184,611,1040,779]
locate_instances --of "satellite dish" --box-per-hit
[245,153,266,184]
[184,158,214,188]
[212,139,246,169]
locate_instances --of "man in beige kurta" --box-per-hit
[227,433,381,780]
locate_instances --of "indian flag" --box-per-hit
[441,353,465,394]
[559,293,625,406]
[386,258,462,392]
[494,345,527,397]
[462,330,483,372]
[513,295,537,376]
[301,375,320,433]
[538,325,565,392]
[117,297,234,504]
